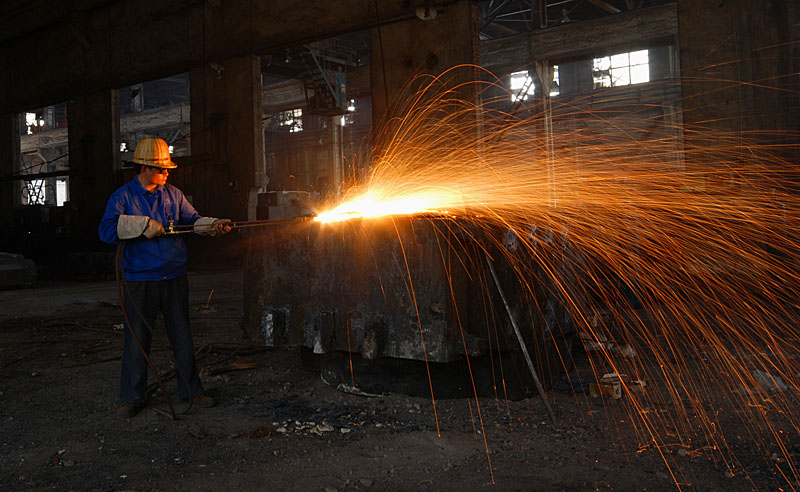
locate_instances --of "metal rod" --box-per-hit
[484,253,557,425]
[163,215,315,235]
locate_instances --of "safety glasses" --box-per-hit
[145,166,170,174]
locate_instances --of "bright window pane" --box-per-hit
[509,70,534,101]
[510,71,529,90]
[594,49,650,88]
[630,64,650,84]
[629,49,649,66]
[593,56,610,71]
[550,65,560,97]
[56,179,68,206]
[611,67,630,86]
[609,53,629,68]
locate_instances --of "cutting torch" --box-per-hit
[162,214,317,235]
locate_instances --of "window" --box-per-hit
[25,112,45,135]
[341,98,357,126]
[273,108,304,133]
[119,73,191,158]
[550,65,560,97]
[56,179,68,207]
[509,68,560,100]
[509,71,535,102]
[593,49,649,89]
[18,104,69,207]
[24,180,46,205]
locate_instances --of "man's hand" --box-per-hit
[211,219,232,236]
[194,216,232,236]
[118,214,164,240]
[143,218,165,239]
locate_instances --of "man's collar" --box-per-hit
[131,176,163,194]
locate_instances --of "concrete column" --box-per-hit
[370,0,478,157]
[67,90,120,248]
[189,54,263,220]
[0,113,21,227]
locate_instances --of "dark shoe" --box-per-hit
[192,393,216,408]
[117,403,139,419]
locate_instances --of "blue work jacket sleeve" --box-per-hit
[176,192,202,226]
[98,189,127,244]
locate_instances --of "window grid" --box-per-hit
[593,49,649,89]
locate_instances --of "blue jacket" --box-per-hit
[99,177,201,281]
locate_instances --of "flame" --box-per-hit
[314,190,459,223]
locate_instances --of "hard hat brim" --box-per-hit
[132,158,178,169]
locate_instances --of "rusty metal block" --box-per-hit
[242,215,575,395]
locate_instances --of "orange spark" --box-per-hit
[309,64,800,489]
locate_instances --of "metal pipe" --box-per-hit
[485,253,557,425]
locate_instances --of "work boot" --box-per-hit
[117,403,139,419]
[192,393,216,408]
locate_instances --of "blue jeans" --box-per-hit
[119,275,204,404]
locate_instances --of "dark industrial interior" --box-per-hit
[1,1,799,491]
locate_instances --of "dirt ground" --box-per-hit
[1,269,797,492]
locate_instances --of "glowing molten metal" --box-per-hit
[314,191,458,224]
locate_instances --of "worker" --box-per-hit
[98,137,232,418]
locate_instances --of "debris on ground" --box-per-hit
[589,373,646,399]
[579,332,637,358]
[208,358,258,375]
[590,373,624,399]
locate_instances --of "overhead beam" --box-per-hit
[0,0,455,114]
[586,0,622,14]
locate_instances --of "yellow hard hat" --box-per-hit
[132,137,178,169]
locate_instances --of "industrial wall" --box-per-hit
[1,1,797,265]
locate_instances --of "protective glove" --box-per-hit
[194,217,232,236]
[211,218,232,236]
[143,218,165,239]
[117,215,164,240]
